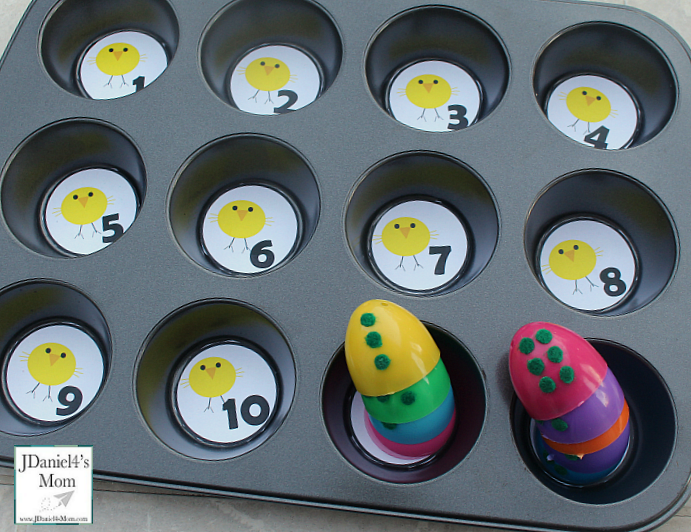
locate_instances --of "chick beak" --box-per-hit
[264,65,274,76]
[113,51,123,61]
[205,367,216,379]
[78,197,89,208]
[423,83,434,93]
[49,353,59,366]
[237,209,248,221]
[565,249,576,261]
[399,227,411,238]
[585,95,596,106]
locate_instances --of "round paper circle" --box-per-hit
[537,218,637,311]
[545,75,639,149]
[43,168,139,256]
[386,60,482,132]
[78,31,168,100]
[369,199,470,292]
[201,185,300,275]
[230,45,322,115]
[4,324,105,424]
[173,342,278,445]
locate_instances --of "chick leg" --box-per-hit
[204,398,214,413]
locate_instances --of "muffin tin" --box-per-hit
[0,0,690,530]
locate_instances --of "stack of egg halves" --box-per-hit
[509,322,631,485]
[345,300,456,460]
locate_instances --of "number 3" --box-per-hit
[447,105,469,130]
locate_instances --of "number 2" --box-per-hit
[274,90,298,114]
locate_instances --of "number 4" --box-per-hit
[584,126,609,149]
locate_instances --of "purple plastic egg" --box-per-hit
[538,369,626,444]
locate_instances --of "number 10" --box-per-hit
[222,395,271,429]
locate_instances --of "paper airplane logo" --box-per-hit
[54,491,74,507]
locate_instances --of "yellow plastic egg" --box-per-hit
[345,300,440,397]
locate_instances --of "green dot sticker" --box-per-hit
[545,74,639,150]
[201,184,300,275]
[538,218,637,311]
[173,341,277,445]
[78,31,168,100]
[3,323,105,424]
[519,338,535,354]
[230,45,322,115]
[369,199,470,293]
[386,60,482,132]
[42,168,139,256]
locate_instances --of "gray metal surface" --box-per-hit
[0,0,690,530]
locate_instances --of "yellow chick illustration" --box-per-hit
[88,43,144,87]
[209,200,272,251]
[180,357,241,412]
[54,187,111,238]
[373,217,436,271]
[242,57,292,104]
[565,87,614,130]
[21,343,80,400]
[542,239,603,294]
[400,75,456,121]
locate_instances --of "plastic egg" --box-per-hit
[345,300,440,397]
[510,322,631,484]
[345,300,456,460]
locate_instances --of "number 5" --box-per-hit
[102,213,124,243]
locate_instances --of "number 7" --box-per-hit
[429,246,451,275]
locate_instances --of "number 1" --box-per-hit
[133,76,145,92]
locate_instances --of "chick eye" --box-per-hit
[558,249,564,255]
[410,223,416,228]
[275,64,280,68]
[61,353,66,358]
[596,96,601,101]
[73,195,79,200]
[45,348,51,353]
[216,362,221,368]
[109,48,114,53]
[573,245,579,250]
[200,365,206,371]
[232,205,238,210]
[394,224,400,229]
[260,61,265,66]
[88,192,93,197]
[248,207,253,212]
[433,79,438,84]
[582,91,587,95]
[418,79,423,84]
[123,48,128,52]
